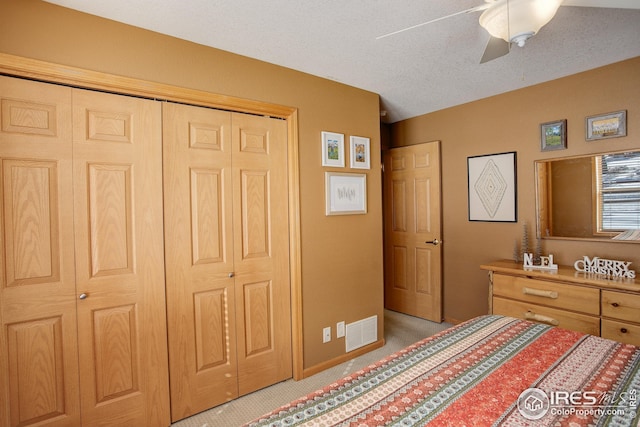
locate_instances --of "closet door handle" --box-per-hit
[79,293,88,300]
[523,287,558,299]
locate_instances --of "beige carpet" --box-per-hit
[171,309,452,427]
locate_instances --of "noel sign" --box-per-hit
[574,256,636,279]
[523,253,558,271]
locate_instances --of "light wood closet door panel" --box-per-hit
[0,76,80,427]
[163,103,237,421]
[164,105,292,421]
[72,89,169,427]
[231,113,291,396]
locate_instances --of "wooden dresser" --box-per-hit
[481,260,640,346]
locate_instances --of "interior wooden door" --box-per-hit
[163,102,238,421]
[0,76,81,427]
[231,112,292,396]
[71,89,170,427]
[163,104,292,421]
[383,141,443,322]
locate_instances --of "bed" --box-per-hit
[245,315,640,426]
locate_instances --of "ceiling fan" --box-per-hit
[377,0,640,64]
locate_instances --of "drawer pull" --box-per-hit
[620,328,628,334]
[523,287,558,299]
[611,302,620,308]
[524,311,559,326]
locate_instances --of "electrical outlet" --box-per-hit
[323,326,331,343]
[336,321,345,338]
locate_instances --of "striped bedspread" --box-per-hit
[246,315,640,426]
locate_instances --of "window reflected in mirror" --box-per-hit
[596,152,640,234]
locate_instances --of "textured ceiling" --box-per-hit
[44,0,640,123]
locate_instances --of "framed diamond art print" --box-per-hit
[467,151,517,222]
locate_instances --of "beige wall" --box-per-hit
[391,57,640,323]
[0,0,384,371]
[4,0,638,371]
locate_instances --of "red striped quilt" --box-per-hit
[246,315,640,426]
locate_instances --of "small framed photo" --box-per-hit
[586,110,627,141]
[540,119,566,151]
[350,136,370,169]
[325,172,367,215]
[321,131,345,167]
[467,151,517,222]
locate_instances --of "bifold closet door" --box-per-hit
[163,103,237,420]
[231,112,292,397]
[0,78,170,427]
[163,103,292,421]
[0,76,80,427]
[71,89,170,427]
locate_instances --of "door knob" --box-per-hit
[79,293,88,300]
[425,239,442,246]
[228,272,234,278]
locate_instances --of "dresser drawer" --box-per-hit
[492,274,600,315]
[602,290,640,323]
[493,297,600,336]
[601,319,640,347]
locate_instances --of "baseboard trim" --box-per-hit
[301,338,386,379]
[443,316,463,325]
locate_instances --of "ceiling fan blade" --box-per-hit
[480,36,511,64]
[562,0,640,9]
[376,3,491,40]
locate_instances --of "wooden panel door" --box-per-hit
[163,105,292,421]
[231,113,292,396]
[71,89,170,427]
[383,142,442,322]
[0,76,80,427]
[163,102,238,421]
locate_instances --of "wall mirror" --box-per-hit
[535,150,640,243]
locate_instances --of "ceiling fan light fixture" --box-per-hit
[512,32,534,47]
[479,0,563,46]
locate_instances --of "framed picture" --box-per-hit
[321,131,345,167]
[350,136,370,169]
[586,110,627,141]
[325,172,367,215]
[467,151,517,222]
[540,119,567,151]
